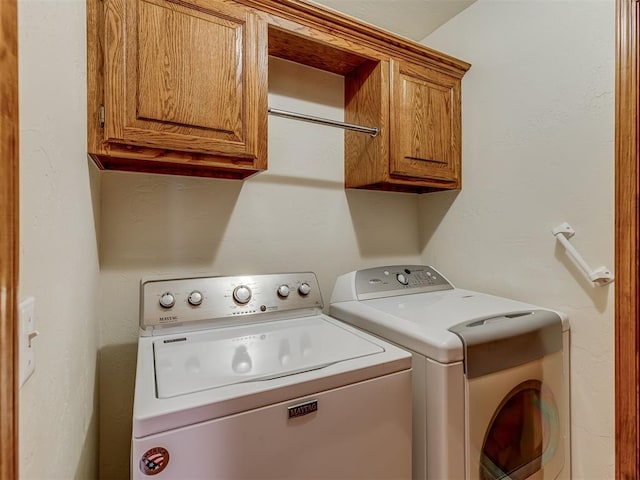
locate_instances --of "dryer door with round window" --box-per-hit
[449,310,567,480]
[477,375,563,480]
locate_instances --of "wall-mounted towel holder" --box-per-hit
[551,222,614,286]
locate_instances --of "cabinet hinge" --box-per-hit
[99,105,105,128]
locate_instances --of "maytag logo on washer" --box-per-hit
[159,315,178,322]
[140,447,170,475]
[288,400,318,419]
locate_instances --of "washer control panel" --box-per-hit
[354,265,453,299]
[141,273,323,332]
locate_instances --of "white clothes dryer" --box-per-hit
[132,272,412,480]
[330,265,570,480]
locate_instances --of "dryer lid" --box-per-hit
[331,288,568,364]
[153,316,384,398]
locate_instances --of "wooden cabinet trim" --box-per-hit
[0,0,19,477]
[235,0,470,77]
[87,0,105,156]
[615,0,640,478]
[345,60,390,188]
[268,25,378,75]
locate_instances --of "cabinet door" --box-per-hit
[104,0,267,164]
[390,60,461,186]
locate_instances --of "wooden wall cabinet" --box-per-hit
[88,0,268,179]
[389,60,462,191]
[88,0,469,191]
[345,59,464,193]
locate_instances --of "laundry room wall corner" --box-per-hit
[418,1,615,478]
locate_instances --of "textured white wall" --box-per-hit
[419,1,615,478]
[18,0,101,478]
[97,57,422,478]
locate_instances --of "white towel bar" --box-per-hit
[551,222,614,286]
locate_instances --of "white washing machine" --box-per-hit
[330,265,570,480]
[131,272,412,479]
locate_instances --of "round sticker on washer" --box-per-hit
[139,447,170,475]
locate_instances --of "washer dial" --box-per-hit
[188,290,203,306]
[277,284,290,298]
[298,283,311,296]
[396,273,409,285]
[159,292,176,308]
[233,285,252,304]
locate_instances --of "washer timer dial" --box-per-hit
[277,285,290,298]
[233,285,252,304]
[188,290,203,306]
[159,292,176,308]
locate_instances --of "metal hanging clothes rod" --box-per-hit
[268,107,379,137]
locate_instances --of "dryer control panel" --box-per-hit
[352,265,453,300]
[140,273,323,334]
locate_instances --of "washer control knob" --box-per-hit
[298,283,311,296]
[396,273,409,285]
[277,284,290,298]
[188,290,203,306]
[159,292,176,308]
[233,285,252,304]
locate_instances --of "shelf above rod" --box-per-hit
[268,107,379,137]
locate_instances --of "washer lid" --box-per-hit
[153,316,384,399]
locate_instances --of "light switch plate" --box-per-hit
[19,297,36,387]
